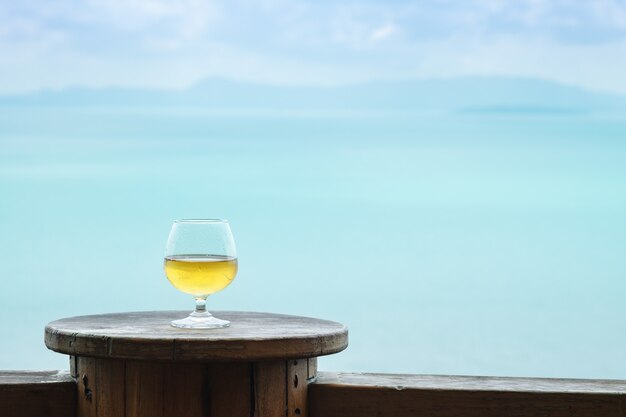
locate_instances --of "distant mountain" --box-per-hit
[2,77,626,114]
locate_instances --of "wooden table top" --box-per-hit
[45,311,348,361]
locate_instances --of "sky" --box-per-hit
[1,0,626,94]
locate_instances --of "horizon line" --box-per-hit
[2,75,626,99]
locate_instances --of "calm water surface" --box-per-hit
[1,107,625,377]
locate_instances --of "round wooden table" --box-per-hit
[45,311,348,417]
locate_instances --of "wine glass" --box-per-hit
[164,219,238,328]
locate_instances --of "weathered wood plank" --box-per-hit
[0,370,74,385]
[288,359,308,417]
[125,360,164,417]
[313,372,626,393]
[307,358,317,381]
[96,359,125,417]
[70,355,78,378]
[207,362,252,417]
[162,362,206,417]
[76,357,97,417]
[254,360,287,417]
[45,311,348,361]
[0,370,76,417]
[309,372,626,417]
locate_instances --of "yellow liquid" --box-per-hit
[164,255,238,297]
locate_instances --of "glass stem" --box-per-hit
[193,297,210,317]
[195,297,207,313]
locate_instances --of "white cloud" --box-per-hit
[401,34,626,94]
[83,0,217,28]
[591,0,626,29]
[1,0,626,94]
[371,23,399,41]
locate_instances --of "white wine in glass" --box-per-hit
[164,219,238,328]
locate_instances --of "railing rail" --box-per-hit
[4,369,626,417]
[309,372,626,417]
[0,370,75,417]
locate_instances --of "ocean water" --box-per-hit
[1,106,626,378]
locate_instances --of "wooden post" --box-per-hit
[45,311,347,417]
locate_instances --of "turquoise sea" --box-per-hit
[1,102,626,378]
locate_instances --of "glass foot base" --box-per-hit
[171,311,230,329]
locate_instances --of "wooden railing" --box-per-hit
[0,371,75,417]
[3,369,626,417]
[309,372,626,417]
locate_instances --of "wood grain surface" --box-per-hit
[254,361,287,417]
[45,311,348,361]
[0,370,76,417]
[309,372,626,417]
[70,358,315,417]
[288,359,309,417]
